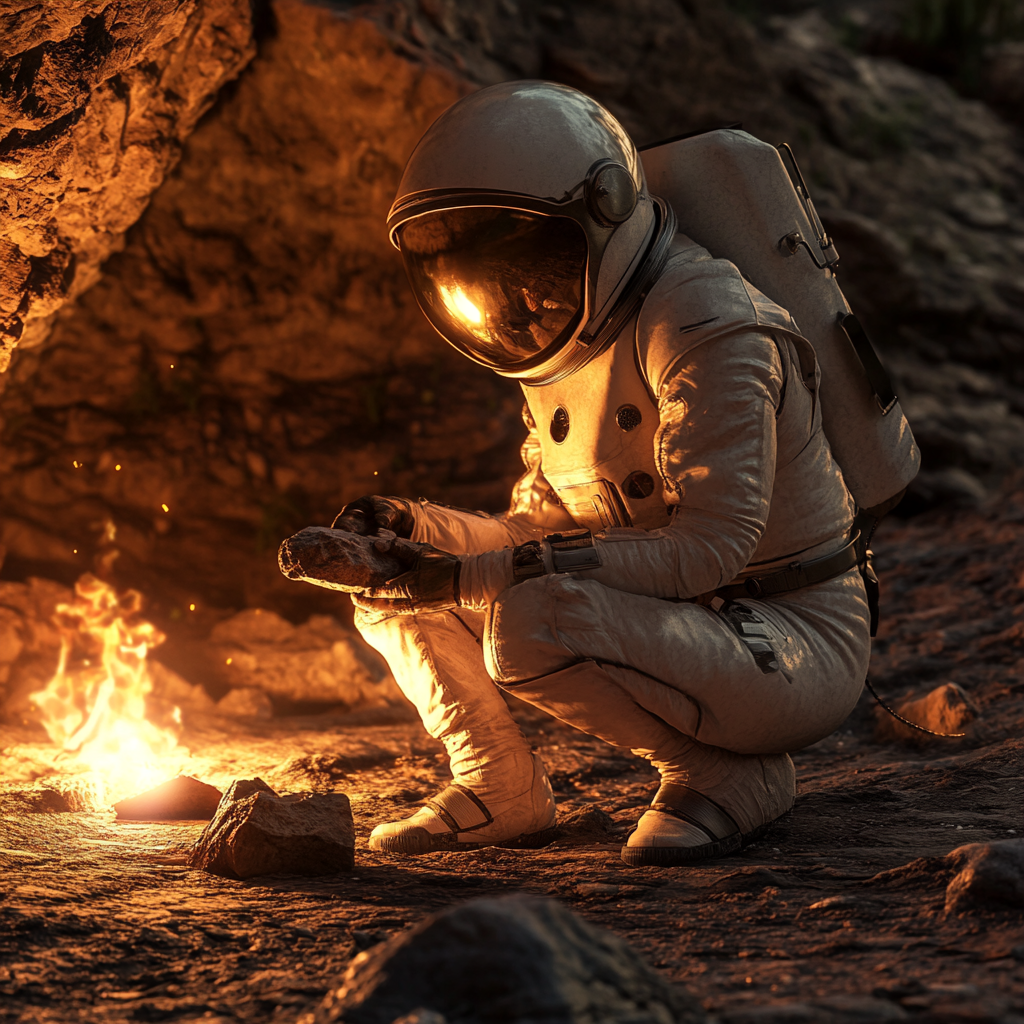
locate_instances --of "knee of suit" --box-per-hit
[484,574,580,684]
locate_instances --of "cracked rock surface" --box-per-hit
[0,0,255,366]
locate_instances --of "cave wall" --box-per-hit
[0,0,529,624]
[0,0,255,367]
[1,0,1023,629]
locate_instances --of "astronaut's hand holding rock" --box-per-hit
[352,535,462,615]
[331,495,416,537]
[277,525,405,592]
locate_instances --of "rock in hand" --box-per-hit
[278,526,404,592]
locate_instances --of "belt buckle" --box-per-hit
[743,577,763,598]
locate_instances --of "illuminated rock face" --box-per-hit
[0,0,255,367]
[113,775,222,821]
[944,838,1024,914]
[0,0,524,622]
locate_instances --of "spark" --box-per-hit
[161,503,169,512]
[115,465,122,471]
[189,603,196,612]
[225,657,233,665]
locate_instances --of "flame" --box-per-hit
[439,283,483,326]
[29,574,188,809]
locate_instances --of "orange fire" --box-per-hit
[29,574,187,809]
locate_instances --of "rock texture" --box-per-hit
[188,776,355,879]
[204,607,400,708]
[0,0,255,368]
[278,526,405,593]
[2,476,1023,1021]
[314,894,707,1024]
[113,774,222,821]
[945,838,1024,915]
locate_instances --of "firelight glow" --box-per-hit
[28,574,188,809]
[439,284,482,325]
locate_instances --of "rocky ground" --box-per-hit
[2,487,1023,1023]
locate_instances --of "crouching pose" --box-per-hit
[336,82,889,866]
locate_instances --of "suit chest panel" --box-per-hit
[522,335,671,531]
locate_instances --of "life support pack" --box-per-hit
[640,129,920,513]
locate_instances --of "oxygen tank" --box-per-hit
[640,129,919,512]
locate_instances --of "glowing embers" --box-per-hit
[28,574,187,809]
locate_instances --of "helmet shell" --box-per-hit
[388,81,661,384]
[390,80,646,217]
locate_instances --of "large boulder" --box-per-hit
[315,895,707,1024]
[188,777,354,879]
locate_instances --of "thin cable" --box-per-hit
[864,676,965,738]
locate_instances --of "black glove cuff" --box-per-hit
[512,541,546,583]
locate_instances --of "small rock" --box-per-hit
[805,895,881,917]
[0,789,74,814]
[216,687,274,719]
[948,191,1010,230]
[551,804,621,845]
[392,1012,446,1024]
[314,895,707,1023]
[188,777,354,879]
[114,776,223,821]
[944,838,1024,914]
[575,882,620,897]
[815,994,909,1020]
[873,682,979,743]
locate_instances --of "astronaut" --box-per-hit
[335,81,873,866]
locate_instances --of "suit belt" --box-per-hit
[709,535,861,603]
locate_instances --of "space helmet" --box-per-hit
[387,81,675,386]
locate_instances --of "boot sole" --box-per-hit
[619,822,771,867]
[369,824,556,856]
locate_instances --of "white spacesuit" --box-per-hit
[335,81,910,866]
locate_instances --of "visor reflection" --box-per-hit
[399,207,588,371]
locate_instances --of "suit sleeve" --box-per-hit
[409,409,576,555]
[583,329,782,599]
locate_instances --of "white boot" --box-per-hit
[356,608,556,855]
[622,751,796,866]
[505,660,796,866]
[368,751,556,853]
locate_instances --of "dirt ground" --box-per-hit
[2,493,1023,1024]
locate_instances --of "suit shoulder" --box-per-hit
[637,237,798,396]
